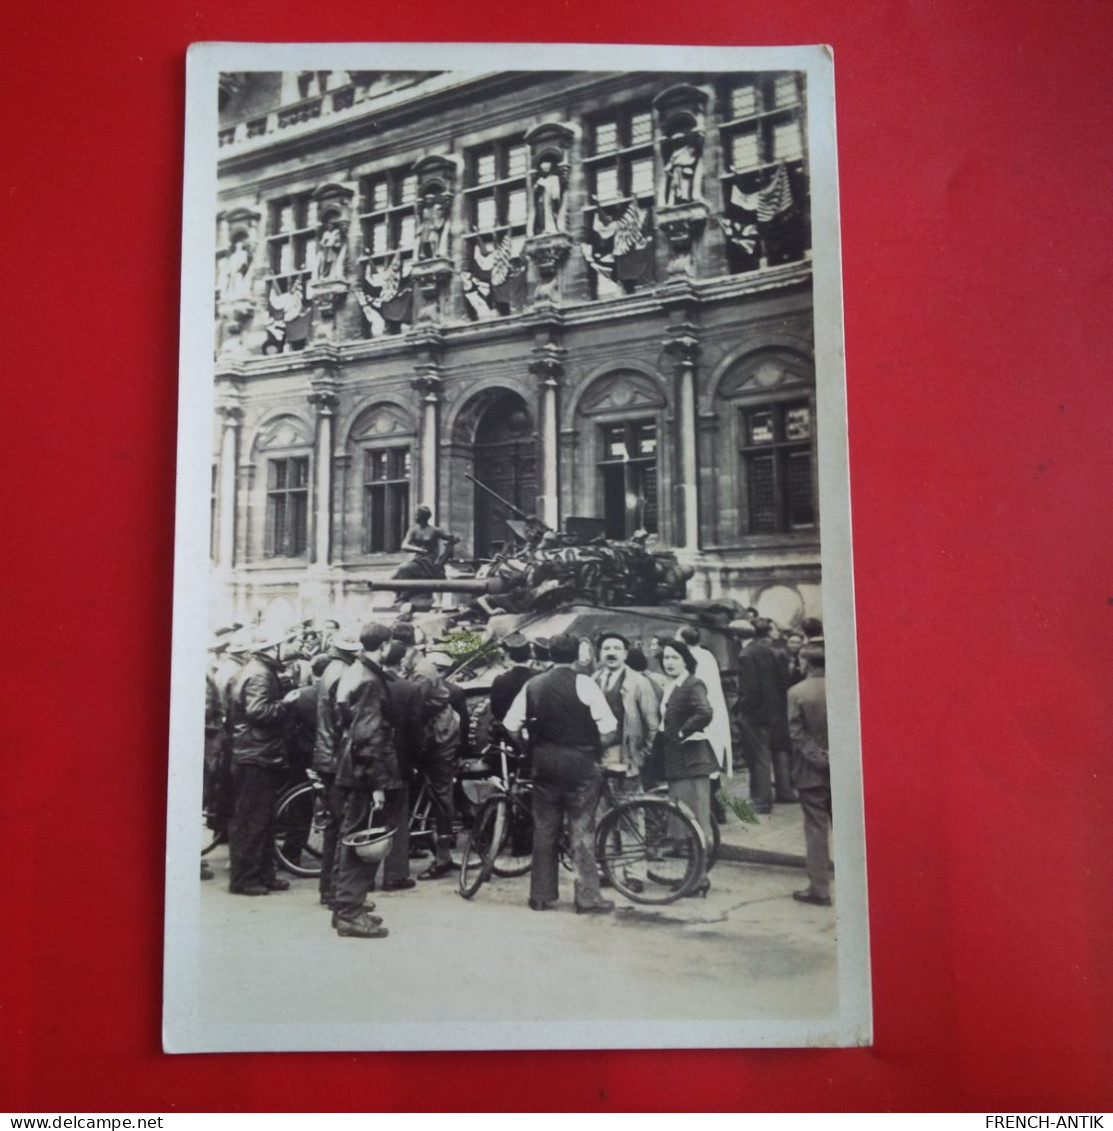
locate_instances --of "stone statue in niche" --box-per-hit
[530,156,568,235]
[217,234,254,302]
[661,129,703,206]
[314,218,347,281]
[416,189,451,259]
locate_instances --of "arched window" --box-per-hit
[715,350,816,537]
[348,404,416,555]
[576,370,667,540]
[254,415,314,559]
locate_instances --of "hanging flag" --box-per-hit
[614,199,649,256]
[490,231,512,287]
[614,199,654,284]
[490,233,527,307]
[756,163,794,222]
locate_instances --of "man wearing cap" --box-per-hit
[311,629,361,909]
[530,637,553,672]
[787,643,832,907]
[227,628,302,896]
[593,631,660,892]
[489,634,535,723]
[332,623,399,938]
[391,621,462,880]
[503,632,619,913]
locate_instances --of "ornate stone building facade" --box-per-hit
[212,69,820,629]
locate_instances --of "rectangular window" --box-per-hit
[731,131,761,172]
[730,83,758,119]
[598,420,659,539]
[464,135,530,238]
[267,193,315,288]
[362,447,411,553]
[740,401,815,534]
[265,456,310,557]
[357,166,419,295]
[719,71,810,273]
[773,119,804,162]
[584,104,655,204]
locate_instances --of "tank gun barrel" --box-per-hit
[369,577,506,595]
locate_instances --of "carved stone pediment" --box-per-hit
[718,350,813,398]
[256,416,313,451]
[351,404,415,440]
[580,371,665,415]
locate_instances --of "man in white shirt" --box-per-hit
[504,632,618,913]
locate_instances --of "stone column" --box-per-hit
[308,388,339,567]
[412,372,442,510]
[529,350,563,531]
[664,332,701,552]
[216,404,243,570]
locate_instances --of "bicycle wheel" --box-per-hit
[273,781,325,878]
[596,797,705,904]
[458,796,502,899]
[490,790,533,878]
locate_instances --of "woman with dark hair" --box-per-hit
[656,639,718,896]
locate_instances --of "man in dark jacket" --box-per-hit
[311,631,361,908]
[227,628,301,895]
[331,623,398,938]
[489,634,535,722]
[392,622,461,881]
[787,643,831,907]
[380,641,424,891]
[734,619,782,815]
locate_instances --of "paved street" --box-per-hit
[195,781,838,1037]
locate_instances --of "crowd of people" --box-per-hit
[202,608,832,940]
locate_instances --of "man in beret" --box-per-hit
[331,622,398,938]
[311,629,361,909]
[787,643,832,907]
[226,628,302,896]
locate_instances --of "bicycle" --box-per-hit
[272,757,494,878]
[458,744,708,905]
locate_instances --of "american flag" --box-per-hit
[756,164,794,222]
[379,253,401,302]
[490,231,513,286]
[614,199,650,256]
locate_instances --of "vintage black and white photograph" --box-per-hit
[165,42,867,1052]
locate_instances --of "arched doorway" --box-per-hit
[472,392,537,557]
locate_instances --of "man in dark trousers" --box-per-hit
[488,633,535,723]
[311,630,361,909]
[787,643,832,907]
[392,621,462,881]
[227,628,301,896]
[332,623,398,939]
[734,619,783,815]
[503,632,618,914]
[379,641,422,892]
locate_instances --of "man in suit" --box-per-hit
[787,643,831,907]
[593,631,661,891]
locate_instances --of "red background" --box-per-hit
[4,0,1112,1113]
